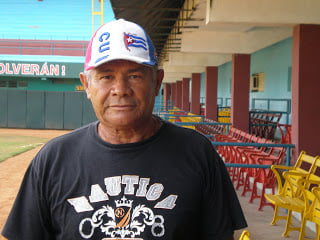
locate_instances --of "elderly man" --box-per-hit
[2,19,247,240]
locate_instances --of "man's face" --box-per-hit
[81,60,163,130]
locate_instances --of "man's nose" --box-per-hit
[110,77,132,96]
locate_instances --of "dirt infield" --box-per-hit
[0,128,70,239]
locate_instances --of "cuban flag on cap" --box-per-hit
[84,19,158,71]
[124,33,147,51]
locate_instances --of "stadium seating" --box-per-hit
[179,112,202,130]
[218,107,231,123]
[239,230,251,240]
[264,151,320,237]
[278,123,292,144]
[248,146,286,210]
[250,112,282,140]
[299,186,320,240]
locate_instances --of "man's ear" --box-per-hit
[79,72,91,99]
[155,69,164,96]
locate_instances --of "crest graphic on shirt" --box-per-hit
[79,196,165,239]
[124,33,147,51]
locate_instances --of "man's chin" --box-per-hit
[101,116,145,128]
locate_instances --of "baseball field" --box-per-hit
[0,128,70,240]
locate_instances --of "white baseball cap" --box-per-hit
[84,19,158,71]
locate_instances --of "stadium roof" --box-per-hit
[110,0,189,61]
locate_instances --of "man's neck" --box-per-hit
[97,116,160,144]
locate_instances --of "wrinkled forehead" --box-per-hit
[94,60,154,73]
[88,60,157,81]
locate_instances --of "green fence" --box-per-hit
[0,89,97,129]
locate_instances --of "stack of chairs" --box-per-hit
[233,135,268,193]
[239,230,251,240]
[264,151,320,239]
[204,118,226,135]
[215,127,241,176]
[250,111,282,140]
[250,112,265,137]
[227,131,256,184]
[278,123,292,144]
[194,118,226,141]
[218,107,231,123]
[248,145,286,210]
[167,108,187,123]
[179,113,202,130]
[263,113,282,139]
[301,186,320,240]
[215,127,286,210]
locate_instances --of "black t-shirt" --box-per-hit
[2,119,247,240]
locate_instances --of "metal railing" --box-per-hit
[173,121,294,167]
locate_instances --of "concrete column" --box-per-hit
[291,24,320,160]
[191,73,201,115]
[182,78,190,111]
[176,81,182,109]
[163,83,171,110]
[171,83,177,107]
[205,66,218,121]
[231,54,250,132]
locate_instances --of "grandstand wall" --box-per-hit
[213,37,292,118]
[0,60,84,91]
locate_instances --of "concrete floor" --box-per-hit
[233,186,316,240]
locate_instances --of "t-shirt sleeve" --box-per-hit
[1,157,53,240]
[200,147,247,240]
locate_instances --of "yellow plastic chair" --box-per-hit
[265,152,319,222]
[239,230,251,240]
[168,107,182,123]
[218,108,231,123]
[180,112,202,129]
[299,184,320,240]
[274,173,320,238]
[264,151,320,237]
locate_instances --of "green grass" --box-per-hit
[0,135,48,162]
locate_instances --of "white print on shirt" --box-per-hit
[79,196,164,239]
[67,175,178,239]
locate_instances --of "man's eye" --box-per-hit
[101,75,112,80]
[129,74,141,80]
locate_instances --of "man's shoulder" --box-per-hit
[40,121,96,153]
[29,122,97,171]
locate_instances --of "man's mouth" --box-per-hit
[109,104,135,110]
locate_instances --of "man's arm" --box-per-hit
[2,161,52,240]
